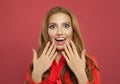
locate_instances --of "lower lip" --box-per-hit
[55,40,66,45]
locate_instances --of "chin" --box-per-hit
[56,46,64,51]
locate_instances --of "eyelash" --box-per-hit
[49,24,70,29]
[49,25,56,29]
[64,24,70,28]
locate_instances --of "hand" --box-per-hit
[62,40,88,84]
[32,41,57,83]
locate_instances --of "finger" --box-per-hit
[49,45,56,59]
[42,41,50,55]
[70,40,78,56]
[51,52,57,62]
[81,49,86,61]
[46,41,55,56]
[32,49,37,62]
[64,44,71,59]
[61,51,69,63]
[66,40,74,58]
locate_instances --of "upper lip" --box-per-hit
[55,37,66,40]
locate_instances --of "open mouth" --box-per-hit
[55,37,66,41]
[55,37,66,45]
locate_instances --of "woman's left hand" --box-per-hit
[62,40,88,84]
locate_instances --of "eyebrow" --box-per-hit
[49,22,71,25]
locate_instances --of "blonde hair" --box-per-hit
[36,6,98,84]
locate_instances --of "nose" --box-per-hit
[57,27,63,35]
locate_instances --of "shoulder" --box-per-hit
[89,55,98,67]
[88,55,100,83]
[26,60,33,73]
[87,54,99,69]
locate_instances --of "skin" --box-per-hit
[32,42,57,83]
[32,13,88,84]
[48,13,73,63]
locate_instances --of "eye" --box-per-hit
[49,24,56,29]
[63,23,70,28]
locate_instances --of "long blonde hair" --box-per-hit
[36,6,98,84]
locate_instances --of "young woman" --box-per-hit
[25,6,100,84]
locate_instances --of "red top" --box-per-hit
[25,55,100,84]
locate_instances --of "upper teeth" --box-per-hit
[55,38,65,40]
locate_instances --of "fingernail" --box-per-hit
[47,41,50,45]
[66,40,68,44]
[32,49,34,52]
[63,44,66,47]
[53,41,55,44]
[32,49,34,56]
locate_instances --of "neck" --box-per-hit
[55,51,62,64]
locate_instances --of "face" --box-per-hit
[48,13,73,50]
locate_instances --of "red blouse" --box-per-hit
[25,55,100,84]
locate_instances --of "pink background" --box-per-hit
[0,0,120,84]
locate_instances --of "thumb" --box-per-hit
[32,49,37,62]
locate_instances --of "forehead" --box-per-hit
[49,13,71,23]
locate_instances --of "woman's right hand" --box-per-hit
[32,41,57,83]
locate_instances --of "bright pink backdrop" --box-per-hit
[0,0,120,84]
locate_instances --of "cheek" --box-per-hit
[48,29,56,39]
[63,29,73,39]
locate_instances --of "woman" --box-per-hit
[25,6,100,84]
